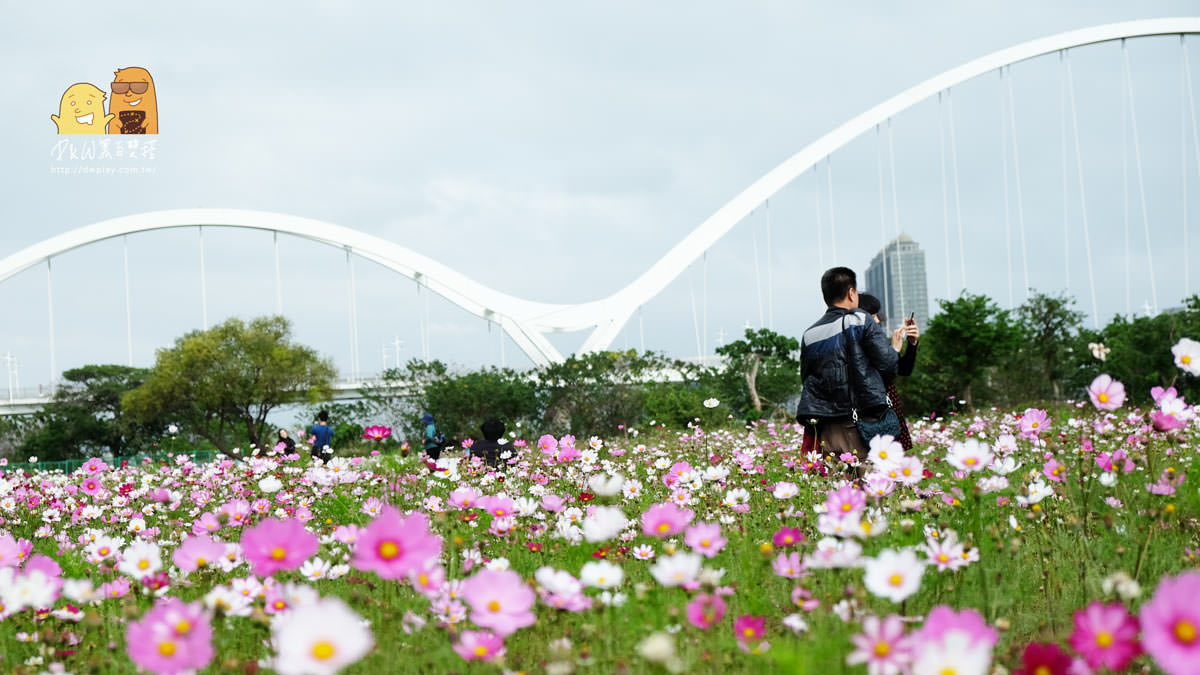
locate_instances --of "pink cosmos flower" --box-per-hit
[239,518,319,577]
[0,533,23,568]
[79,476,103,497]
[686,593,727,630]
[684,522,727,558]
[100,577,132,599]
[1087,374,1126,411]
[537,434,558,456]
[773,527,805,547]
[641,502,694,538]
[1020,408,1050,437]
[448,487,481,509]
[479,495,516,518]
[826,485,867,516]
[1140,570,1200,675]
[540,494,566,513]
[353,506,443,580]
[192,512,221,535]
[461,568,536,636]
[333,524,361,545]
[916,606,998,649]
[172,535,227,574]
[361,425,392,442]
[772,552,806,579]
[846,614,913,675]
[80,457,108,474]
[453,630,506,661]
[1043,459,1067,483]
[1069,601,1142,671]
[734,614,766,644]
[125,597,213,674]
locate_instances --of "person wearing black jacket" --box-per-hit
[276,429,296,454]
[795,267,899,463]
[469,419,509,469]
[858,294,920,452]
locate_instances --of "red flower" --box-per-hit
[591,547,609,559]
[578,492,595,503]
[525,542,542,553]
[1014,642,1073,675]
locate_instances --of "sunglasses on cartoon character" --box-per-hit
[111,82,149,95]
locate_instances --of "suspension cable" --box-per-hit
[751,209,764,328]
[886,118,908,323]
[1065,50,1101,328]
[947,89,968,291]
[813,167,826,271]
[875,125,892,318]
[1122,39,1160,315]
[938,91,953,298]
[826,157,838,263]
[1005,66,1032,301]
[1121,44,1132,315]
[766,199,774,329]
[1059,51,1071,292]
[1182,35,1200,299]
[999,68,1015,308]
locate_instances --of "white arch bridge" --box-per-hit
[3,18,1200,391]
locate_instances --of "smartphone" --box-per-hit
[907,312,915,324]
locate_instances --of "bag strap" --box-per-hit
[841,314,860,423]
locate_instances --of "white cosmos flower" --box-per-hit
[946,439,993,473]
[582,506,627,543]
[1172,337,1200,376]
[868,435,904,466]
[535,567,583,596]
[299,557,332,581]
[116,541,162,581]
[649,553,702,587]
[272,597,374,675]
[258,476,282,493]
[580,560,624,589]
[588,473,625,497]
[862,548,925,603]
[772,482,799,499]
[911,629,993,675]
[989,456,1021,476]
[1016,479,1054,506]
[1098,471,1118,487]
[703,398,720,409]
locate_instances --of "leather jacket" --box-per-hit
[794,307,898,422]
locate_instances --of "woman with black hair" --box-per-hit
[857,293,920,452]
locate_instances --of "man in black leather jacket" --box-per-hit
[794,267,898,462]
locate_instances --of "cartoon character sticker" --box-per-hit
[109,67,157,134]
[51,83,115,134]
[50,67,158,135]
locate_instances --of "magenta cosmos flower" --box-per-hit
[454,630,506,661]
[353,506,443,580]
[1087,374,1126,411]
[734,614,766,644]
[1140,571,1200,675]
[461,568,536,636]
[361,425,392,442]
[125,597,213,674]
[641,502,694,538]
[773,526,805,547]
[239,518,319,577]
[1069,601,1141,671]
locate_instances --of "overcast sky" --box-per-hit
[2,1,1199,391]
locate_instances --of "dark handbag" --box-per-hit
[841,315,902,446]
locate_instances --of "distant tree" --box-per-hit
[122,317,335,453]
[714,328,800,415]
[1013,290,1086,400]
[16,365,155,461]
[918,292,1023,409]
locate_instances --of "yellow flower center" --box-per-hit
[701,539,711,548]
[1035,667,1051,675]
[487,600,501,612]
[888,573,903,587]
[1098,393,1109,403]
[378,541,400,560]
[474,645,488,657]
[270,547,287,561]
[879,451,888,459]
[1184,355,1193,365]
[743,627,755,637]
[902,468,912,476]
[1176,620,1197,644]
[174,620,191,635]
[874,641,890,657]
[784,536,794,544]
[657,522,671,533]
[418,574,429,586]
[1095,631,1113,647]
[158,641,176,657]
[1032,422,1039,428]
[195,558,207,567]
[137,560,150,570]
[841,503,851,512]
[312,641,336,660]
[938,554,949,563]
[964,457,977,466]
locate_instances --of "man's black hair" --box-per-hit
[821,267,857,306]
[480,419,505,441]
[317,410,329,422]
[858,293,882,317]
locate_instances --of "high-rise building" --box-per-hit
[863,234,929,333]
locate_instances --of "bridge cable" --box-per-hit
[198,226,208,330]
[1059,51,1072,293]
[1122,39,1160,315]
[1184,37,1191,301]
[123,235,133,367]
[766,199,774,330]
[638,306,645,353]
[702,251,708,357]
[937,92,954,300]
[826,157,839,263]
[999,68,1016,309]
[688,264,703,359]
[1005,66,1032,302]
[1064,50,1102,328]
[346,247,360,379]
[887,118,908,324]
[1121,47,1132,316]
[1181,35,1200,299]
[947,89,968,291]
[273,231,283,316]
[875,126,892,318]
[46,259,56,391]
[813,167,826,271]
[751,208,765,328]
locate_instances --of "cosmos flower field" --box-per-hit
[2,343,1200,673]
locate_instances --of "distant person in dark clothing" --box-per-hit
[277,429,296,454]
[858,293,920,452]
[470,419,509,469]
[422,413,444,461]
[308,410,335,462]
